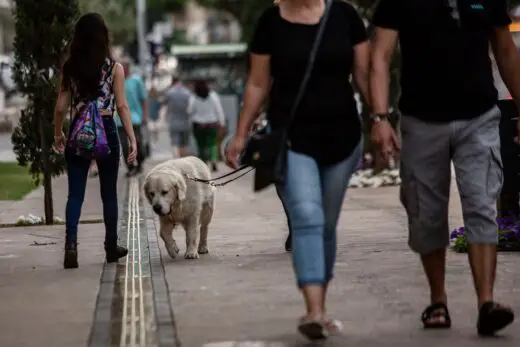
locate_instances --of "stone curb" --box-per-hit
[87,176,181,347]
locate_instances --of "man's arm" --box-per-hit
[369,26,401,157]
[370,27,399,114]
[491,27,520,111]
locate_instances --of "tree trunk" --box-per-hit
[39,111,54,225]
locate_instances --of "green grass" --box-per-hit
[0,163,37,200]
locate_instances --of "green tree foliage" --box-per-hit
[11,0,79,223]
[197,0,273,42]
[79,0,187,45]
[79,0,136,44]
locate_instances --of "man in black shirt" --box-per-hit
[370,0,520,336]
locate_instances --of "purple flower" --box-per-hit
[452,217,520,242]
[497,216,518,230]
[450,226,465,240]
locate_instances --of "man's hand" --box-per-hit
[515,118,520,145]
[371,120,400,163]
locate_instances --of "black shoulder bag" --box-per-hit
[240,0,333,192]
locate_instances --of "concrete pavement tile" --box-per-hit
[0,224,106,347]
[0,173,126,225]
[157,167,520,347]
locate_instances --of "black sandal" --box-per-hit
[477,301,514,336]
[421,303,452,329]
[298,318,328,340]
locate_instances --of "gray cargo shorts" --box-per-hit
[400,106,503,254]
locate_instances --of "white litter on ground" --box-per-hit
[203,342,287,347]
[15,214,64,226]
[348,169,401,188]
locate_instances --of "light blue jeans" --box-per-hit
[278,142,362,288]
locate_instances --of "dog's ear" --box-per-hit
[175,179,187,201]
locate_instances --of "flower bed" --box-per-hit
[450,216,520,253]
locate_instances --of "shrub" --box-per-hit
[11,0,79,224]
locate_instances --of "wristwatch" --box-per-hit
[370,113,390,123]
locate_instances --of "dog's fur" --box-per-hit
[143,156,215,259]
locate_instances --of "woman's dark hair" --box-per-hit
[193,79,209,99]
[62,13,112,99]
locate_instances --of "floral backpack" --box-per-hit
[67,60,113,159]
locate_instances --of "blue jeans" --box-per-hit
[65,116,120,249]
[278,143,362,288]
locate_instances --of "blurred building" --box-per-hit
[171,0,241,45]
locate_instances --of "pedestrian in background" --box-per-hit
[115,60,148,177]
[164,76,192,158]
[148,86,161,144]
[189,79,226,172]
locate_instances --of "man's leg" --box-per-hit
[400,115,452,327]
[133,125,144,172]
[451,106,514,335]
[193,125,210,163]
[178,131,190,157]
[192,124,205,162]
[169,129,180,158]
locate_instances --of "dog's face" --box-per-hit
[143,172,186,217]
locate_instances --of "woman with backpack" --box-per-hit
[53,13,138,269]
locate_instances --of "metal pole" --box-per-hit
[136,0,148,80]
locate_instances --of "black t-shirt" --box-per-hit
[373,0,512,122]
[249,0,367,165]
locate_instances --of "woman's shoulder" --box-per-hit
[330,0,361,17]
[257,5,279,24]
[103,57,116,69]
[333,0,362,15]
[110,61,124,79]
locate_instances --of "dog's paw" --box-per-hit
[184,250,199,259]
[166,244,180,259]
[198,245,209,254]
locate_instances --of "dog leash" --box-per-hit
[184,165,254,187]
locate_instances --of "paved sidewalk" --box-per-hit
[0,224,106,347]
[0,152,518,347]
[158,165,520,347]
[0,170,126,347]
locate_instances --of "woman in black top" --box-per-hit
[226,0,369,340]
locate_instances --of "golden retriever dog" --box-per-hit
[143,156,215,259]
